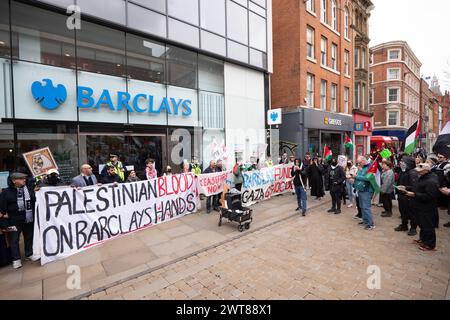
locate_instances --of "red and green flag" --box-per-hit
[344,134,353,149]
[404,120,421,155]
[366,158,381,194]
[323,145,332,161]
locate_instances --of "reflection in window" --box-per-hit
[0,0,10,58]
[10,2,76,68]
[228,40,248,63]
[168,0,199,25]
[201,30,226,56]
[227,0,248,45]
[166,46,198,89]
[199,55,224,93]
[200,0,226,36]
[76,0,126,25]
[76,22,126,77]
[126,34,166,83]
[249,12,266,52]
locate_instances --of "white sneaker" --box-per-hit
[347,204,353,208]
[26,255,41,262]
[12,260,22,269]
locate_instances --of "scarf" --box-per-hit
[17,186,33,223]
[146,167,157,180]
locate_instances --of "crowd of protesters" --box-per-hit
[285,148,450,251]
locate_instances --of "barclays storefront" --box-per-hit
[0,0,271,183]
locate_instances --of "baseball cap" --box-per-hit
[10,172,28,180]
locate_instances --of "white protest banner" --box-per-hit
[35,173,199,265]
[241,164,293,207]
[198,171,231,196]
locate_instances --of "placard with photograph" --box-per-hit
[22,147,58,177]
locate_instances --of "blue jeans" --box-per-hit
[295,186,307,213]
[346,181,354,203]
[359,191,374,226]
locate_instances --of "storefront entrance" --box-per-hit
[321,132,343,158]
[79,133,166,179]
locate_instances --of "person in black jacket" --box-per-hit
[327,158,346,214]
[203,160,218,214]
[309,157,325,200]
[291,159,307,216]
[0,173,38,269]
[394,156,419,235]
[400,163,440,251]
[101,165,122,185]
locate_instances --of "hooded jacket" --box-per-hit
[411,171,440,229]
[397,156,419,202]
[0,177,36,226]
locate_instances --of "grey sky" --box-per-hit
[369,0,450,92]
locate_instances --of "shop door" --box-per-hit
[79,133,166,179]
[321,132,342,159]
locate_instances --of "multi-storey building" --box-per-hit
[420,79,439,153]
[272,0,356,158]
[351,0,373,157]
[0,0,273,181]
[370,41,422,141]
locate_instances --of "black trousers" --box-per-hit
[420,228,436,249]
[399,199,418,229]
[331,191,342,211]
[356,195,362,218]
[215,193,223,208]
[206,195,219,210]
[380,193,392,213]
[9,222,34,261]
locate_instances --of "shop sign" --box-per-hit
[354,123,364,131]
[324,117,342,126]
[267,108,282,125]
[31,78,192,116]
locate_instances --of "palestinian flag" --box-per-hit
[433,121,450,158]
[404,120,421,155]
[344,134,353,149]
[366,158,381,194]
[323,145,332,161]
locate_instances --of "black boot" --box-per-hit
[407,228,417,236]
[327,208,336,213]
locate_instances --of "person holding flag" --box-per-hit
[354,155,377,230]
[344,134,353,150]
[323,145,333,163]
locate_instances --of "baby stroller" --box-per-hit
[219,190,253,232]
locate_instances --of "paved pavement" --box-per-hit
[85,197,450,301]
[0,192,326,299]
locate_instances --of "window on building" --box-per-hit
[200,0,226,36]
[331,0,337,30]
[344,7,349,38]
[361,48,366,69]
[388,111,398,126]
[307,73,315,107]
[362,83,366,108]
[344,50,349,75]
[249,12,266,52]
[388,68,400,80]
[11,2,76,68]
[199,55,224,93]
[168,0,199,25]
[126,35,166,83]
[388,88,399,102]
[344,87,349,113]
[321,37,327,66]
[0,0,10,59]
[331,84,337,112]
[369,89,374,105]
[166,45,198,89]
[354,83,360,109]
[227,0,248,45]
[370,53,373,64]
[76,21,126,77]
[354,48,360,69]
[320,0,327,23]
[388,49,400,60]
[369,72,373,84]
[331,43,338,70]
[306,0,314,12]
[307,26,315,59]
[320,80,327,110]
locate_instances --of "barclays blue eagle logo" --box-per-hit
[31,79,67,110]
[270,111,279,123]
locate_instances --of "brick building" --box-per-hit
[272,0,358,158]
[420,79,439,153]
[369,41,422,141]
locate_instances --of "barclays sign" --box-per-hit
[31,79,192,116]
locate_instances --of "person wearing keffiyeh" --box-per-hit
[145,158,158,180]
[0,172,38,269]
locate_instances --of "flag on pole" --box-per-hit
[432,121,450,159]
[404,120,421,155]
[323,145,333,161]
[365,158,381,194]
[380,149,392,159]
[344,134,353,149]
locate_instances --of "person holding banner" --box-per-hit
[144,158,158,180]
[291,159,307,216]
[101,154,127,182]
[0,173,38,269]
[72,164,98,188]
[233,160,244,192]
[214,160,225,209]
[203,160,219,213]
[101,165,122,185]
